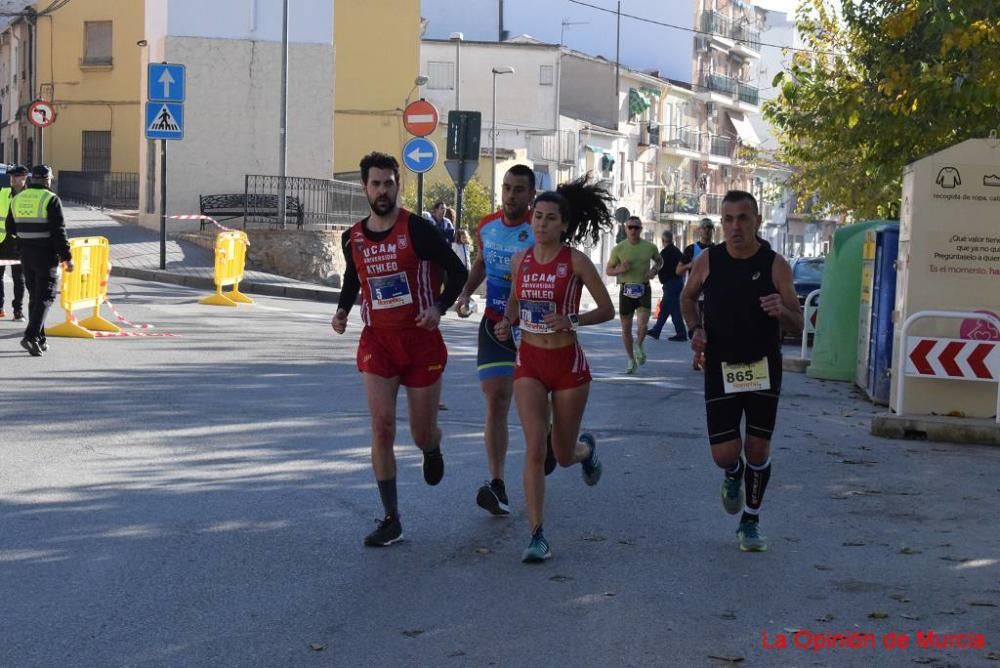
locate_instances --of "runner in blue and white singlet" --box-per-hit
[455,165,544,517]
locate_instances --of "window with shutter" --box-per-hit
[83,22,113,66]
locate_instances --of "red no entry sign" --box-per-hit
[403,100,439,137]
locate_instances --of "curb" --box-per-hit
[112,266,340,303]
[871,412,1000,446]
[783,357,810,373]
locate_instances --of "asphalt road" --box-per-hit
[1,276,998,667]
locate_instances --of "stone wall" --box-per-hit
[177,228,346,287]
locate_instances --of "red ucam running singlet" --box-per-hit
[514,245,582,334]
[349,208,442,328]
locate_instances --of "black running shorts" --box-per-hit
[619,284,652,318]
[703,353,782,445]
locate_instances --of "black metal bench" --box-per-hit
[198,193,304,230]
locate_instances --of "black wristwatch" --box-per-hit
[568,313,580,331]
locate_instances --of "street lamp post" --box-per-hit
[449,32,463,112]
[448,32,464,226]
[491,66,514,210]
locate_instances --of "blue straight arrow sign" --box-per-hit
[402,137,438,174]
[148,63,186,103]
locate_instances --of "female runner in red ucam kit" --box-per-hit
[494,177,615,563]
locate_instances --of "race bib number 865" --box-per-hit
[721,358,771,393]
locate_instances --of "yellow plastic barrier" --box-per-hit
[199,230,254,307]
[46,237,121,339]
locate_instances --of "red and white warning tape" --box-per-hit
[165,214,236,233]
[104,298,155,329]
[93,331,178,338]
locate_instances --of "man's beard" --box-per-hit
[369,195,395,216]
[503,203,527,220]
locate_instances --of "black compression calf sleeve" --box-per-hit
[377,478,398,518]
[744,459,771,511]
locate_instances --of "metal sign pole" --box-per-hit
[417,172,424,216]
[455,161,465,232]
[160,140,167,270]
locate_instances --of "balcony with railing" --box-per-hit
[737,81,759,106]
[699,70,759,108]
[699,11,761,53]
[661,125,700,153]
[660,191,701,216]
[709,135,736,159]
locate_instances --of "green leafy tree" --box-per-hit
[401,178,494,233]
[763,0,999,220]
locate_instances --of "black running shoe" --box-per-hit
[423,449,444,486]
[364,515,403,547]
[20,338,42,357]
[39,338,48,352]
[476,480,510,515]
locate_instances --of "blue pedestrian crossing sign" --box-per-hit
[148,63,185,102]
[402,137,438,174]
[146,102,184,140]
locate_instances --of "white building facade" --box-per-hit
[138,0,334,229]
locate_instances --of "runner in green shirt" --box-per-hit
[606,216,663,373]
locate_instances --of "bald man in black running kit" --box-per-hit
[681,191,802,552]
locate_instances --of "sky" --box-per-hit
[421,0,801,84]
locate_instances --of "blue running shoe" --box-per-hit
[721,465,745,515]
[737,519,768,552]
[521,528,551,563]
[579,433,602,486]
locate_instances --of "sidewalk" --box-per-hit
[64,207,340,303]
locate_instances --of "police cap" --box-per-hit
[31,164,53,179]
[8,164,28,176]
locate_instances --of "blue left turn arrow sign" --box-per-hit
[402,137,438,174]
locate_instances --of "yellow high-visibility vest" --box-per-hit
[0,187,12,244]
[11,188,56,240]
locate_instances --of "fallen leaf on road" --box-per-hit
[944,410,965,417]
[843,541,866,546]
[839,459,879,465]
[814,565,833,571]
[969,601,997,607]
[618,539,635,546]
[549,575,573,583]
[939,556,971,562]
[911,658,937,665]
[815,614,834,622]
[706,655,744,663]
[898,547,923,555]
[985,651,1000,661]
[603,592,616,597]
[783,627,800,634]
[718,610,737,620]
[448,650,466,658]
[901,614,921,621]
[475,547,491,555]
[868,612,889,619]
[938,608,967,616]
[402,629,424,637]
[309,644,326,652]
[581,535,606,542]
[783,537,801,543]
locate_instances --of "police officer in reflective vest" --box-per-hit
[0,164,29,321]
[5,164,74,356]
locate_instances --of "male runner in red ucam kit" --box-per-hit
[331,151,468,547]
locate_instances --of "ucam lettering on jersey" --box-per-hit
[524,272,557,284]
[363,242,397,258]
